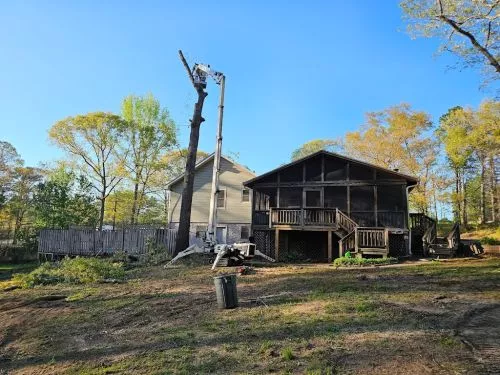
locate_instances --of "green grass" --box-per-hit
[0,258,498,374]
[333,256,398,267]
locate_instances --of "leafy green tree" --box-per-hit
[49,112,127,229]
[32,168,98,229]
[438,106,475,224]
[7,166,43,243]
[0,141,23,207]
[344,104,438,213]
[291,139,341,161]
[401,0,499,83]
[121,94,177,224]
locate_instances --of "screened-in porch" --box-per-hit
[253,184,407,230]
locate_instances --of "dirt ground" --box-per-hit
[1,257,499,374]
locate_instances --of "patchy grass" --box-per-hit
[0,257,499,374]
[8,257,125,288]
[333,256,398,267]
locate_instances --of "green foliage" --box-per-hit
[12,257,125,288]
[32,168,98,229]
[481,236,499,245]
[333,257,398,267]
[291,139,341,161]
[400,0,499,83]
[281,347,295,360]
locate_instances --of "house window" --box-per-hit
[242,188,250,202]
[217,189,226,208]
[241,226,249,240]
[195,225,207,238]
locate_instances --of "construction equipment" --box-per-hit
[166,61,275,269]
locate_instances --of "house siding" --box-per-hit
[169,157,255,225]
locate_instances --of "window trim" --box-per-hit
[241,188,250,202]
[240,225,250,240]
[216,188,227,209]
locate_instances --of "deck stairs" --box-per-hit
[409,213,460,257]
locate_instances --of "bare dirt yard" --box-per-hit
[1,257,499,374]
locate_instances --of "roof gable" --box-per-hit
[167,154,256,188]
[244,150,418,186]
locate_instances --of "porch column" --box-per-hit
[274,228,280,260]
[327,230,333,262]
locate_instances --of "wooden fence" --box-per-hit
[38,228,177,257]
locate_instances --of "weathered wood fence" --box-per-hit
[38,228,177,257]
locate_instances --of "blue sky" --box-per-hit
[0,1,495,175]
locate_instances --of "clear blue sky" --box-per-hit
[0,1,496,175]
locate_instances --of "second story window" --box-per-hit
[242,188,250,202]
[217,189,226,208]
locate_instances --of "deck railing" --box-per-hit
[357,227,387,248]
[268,208,338,227]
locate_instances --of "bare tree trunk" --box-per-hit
[490,156,498,222]
[480,156,486,224]
[462,178,468,227]
[99,193,105,231]
[175,91,207,254]
[175,50,208,255]
[131,182,139,225]
[455,169,461,223]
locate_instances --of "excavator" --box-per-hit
[166,62,275,269]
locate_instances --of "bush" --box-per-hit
[333,256,397,267]
[481,236,500,245]
[12,257,125,288]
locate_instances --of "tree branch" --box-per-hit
[436,0,500,73]
[178,50,196,88]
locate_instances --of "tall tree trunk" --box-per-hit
[12,212,23,245]
[175,89,207,255]
[99,191,105,231]
[462,177,468,227]
[480,156,486,224]
[455,169,461,223]
[131,182,139,225]
[490,156,498,222]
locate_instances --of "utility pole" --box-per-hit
[175,50,209,255]
[207,75,225,245]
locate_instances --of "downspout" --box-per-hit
[406,183,417,256]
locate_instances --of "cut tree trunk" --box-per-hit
[175,89,208,255]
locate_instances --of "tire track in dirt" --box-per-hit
[457,304,500,374]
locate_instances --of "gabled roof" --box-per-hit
[244,150,419,187]
[167,153,256,189]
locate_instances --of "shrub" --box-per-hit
[333,256,397,267]
[12,257,125,288]
[481,236,500,245]
[281,347,295,360]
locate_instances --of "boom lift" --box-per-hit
[166,62,275,269]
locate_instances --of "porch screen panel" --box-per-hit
[279,188,302,208]
[280,164,303,182]
[324,157,346,181]
[377,185,406,227]
[350,163,373,180]
[350,186,375,226]
[255,188,276,210]
[324,186,347,211]
[305,155,322,181]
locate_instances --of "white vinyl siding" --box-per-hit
[169,157,254,224]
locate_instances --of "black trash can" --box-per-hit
[213,274,238,309]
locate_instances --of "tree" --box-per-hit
[401,0,499,82]
[438,106,475,224]
[32,168,98,229]
[344,104,438,213]
[7,166,42,243]
[175,50,209,255]
[291,139,342,161]
[121,94,177,224]
[0,141,23,207]
[49,112,127,229]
